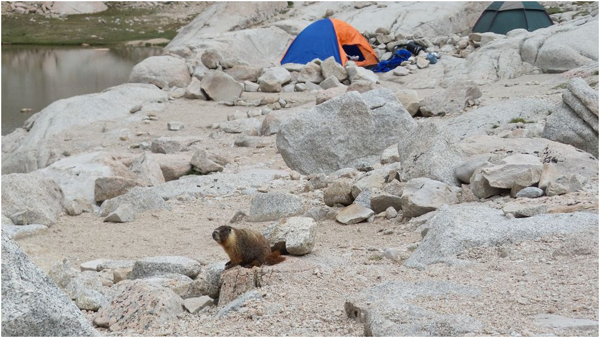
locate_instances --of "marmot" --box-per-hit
[212,225,285,269]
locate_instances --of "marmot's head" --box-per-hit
[212,225,233,244]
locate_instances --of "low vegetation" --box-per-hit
[2,6,192,45]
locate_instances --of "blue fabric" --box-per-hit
[281,19,342,65]
[427,53,438,64]
[372,49,412,73]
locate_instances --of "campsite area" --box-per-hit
[2,1,599,337]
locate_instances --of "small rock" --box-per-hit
[80,259,107,272]
[263,217,317,255]
[130,105,142,114]
[167,122,184,131]
[385,207,398,219]
[515,187,544,199]
[113,268,132,284]
[503,202,547,218]
[336,204,375,225]
[104,204,135,223]
[183,296,214,314]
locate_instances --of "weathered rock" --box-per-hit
[2,173,64,226]
[336,204,375,225]
[395,89,420,116]
[470,165,502,199]
[94,280,184,332]
[98,187,169,217]
[532,314,599,333]
[220,118,262,135]
[248,193,304,222]
[543,77,599,157]
[189,262,225,299]
[323,180,354,207]
[35,151,136,206]
[192,63,208,80]
[393,66,410,76]
[94,176,140,203]
[346,80,376,93]
[260,109,296,136]
[49,260,108,310]
[217,288,261,316]
[1,233,100,336]
[184,296,214,314]
[321,56,348,82]
[217,257,313,308]
[397,122,463,186]
[151,137,183,154]
[129,55,191,89]
[258,67,291,92]
[385,207,398,219]
[298,62,324,83]
[515,187,544,198]
[480,154,542,190]
[370,191,403,214]
[234,135,269,148]
[420,81,481,117]
[3,84,168,174]
[103,204,135,223]
[50,1,107,15]
[304,173,329,192]
[353,189,372,209]
[416,56,430,69]
[190,149,224,174]
[346,281,482,336]
[320,76,344,90]
[304,206,338,221]
[531,18,598,73]
[352,163,401,198]
[101,169,287,205]
[458,135,598,184]
[263,217,317,255]
[400,178,460,218]
[131,152,166,187]
[130,256,201,279]
[404,204,598,269]
[444,98,552,140]
[277,88,416,175]
[226,65,263,82]
[546,174,587,196]
[454,154,493,184]
[154,153,193,181]
[315,86,347,104]
[80,259,107,272]
[143,274,194,298]
[2,224,48,240]
[346,65,378,84]
[165,2,288,60]
[185,77,207,100]
[503,202,547,218]
[380,144,400,164]
[201,70,243,102]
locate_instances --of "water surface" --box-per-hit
[1,46,162,135]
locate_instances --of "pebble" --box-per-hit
[167,122,184,131]
[384,207,398,219]
[515,187,544,198]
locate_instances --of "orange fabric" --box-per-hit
[330,18,379,67]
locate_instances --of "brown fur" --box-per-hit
[212,226,286,269]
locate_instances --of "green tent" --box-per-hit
[472,1,553,35]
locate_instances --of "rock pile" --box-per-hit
[543,77,599,157]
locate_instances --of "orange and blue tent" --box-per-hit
[281,18,379,67]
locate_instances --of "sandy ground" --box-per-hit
[13,71,600,336]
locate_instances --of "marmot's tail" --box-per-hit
[265,251,286,265]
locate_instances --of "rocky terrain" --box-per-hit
[2,1,599,337]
